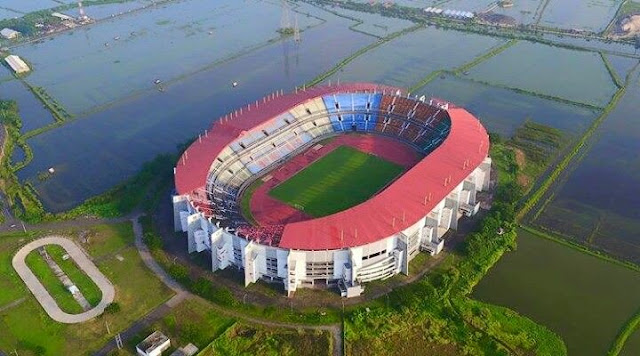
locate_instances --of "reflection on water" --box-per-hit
[0,80,56,132]
[415,76,597,137]
[13,0,323,115]
[533,66,640,262]
[17,16,374,211]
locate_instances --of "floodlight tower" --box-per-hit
[281,0,291,30]
[293,13,301,42]
[77,1,87,20]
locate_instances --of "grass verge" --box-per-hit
[201,322,332,356]
[0,222,175,355]
[24,249,84,314]
[45,244,102,307]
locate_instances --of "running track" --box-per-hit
[248,134,422,226]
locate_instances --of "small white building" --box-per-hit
[1,28,20,40]
[136,331,171,356]
[4,55,30,74]
[52,12,75,21]
[169,344,198,356]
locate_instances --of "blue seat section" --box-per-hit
[298,131,313,144]
[322,95,344,131]
[364,93,382,130]
[351,94,368,131]
[323,93,382,131]
[246,162,261,174]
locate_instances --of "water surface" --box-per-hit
[473,228,640,356]
[17,15,374,211]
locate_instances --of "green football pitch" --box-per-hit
[268,145,404,217]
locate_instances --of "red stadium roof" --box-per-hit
[175,82,401,195]
[175,83,489,251]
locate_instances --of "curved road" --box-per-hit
[12,236,115,324]
[95,216,343,355]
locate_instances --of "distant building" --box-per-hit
[4,55,30,74]
[136,331,170,356]
[1,28,20,40]
[52,12,75,21]
[499,0,515,8]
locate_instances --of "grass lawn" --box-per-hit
[621,326,640,356]
[0,222,174,355]
[112,297,332,356]
[0,231,30,306]
[268,145,403,217]
[24,249,84,314]
[111,298,236,355]
[201,322,333,356]
[472,228,640,356]
[46,244,103,307]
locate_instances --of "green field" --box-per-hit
[46,245,103,307]
[116,298,235,355]
[25,250,85,314]
[201,322,332,356]
[113,297,333,356]
[472,228,640,356]
[268,145,404,217]
[0,223,174,355]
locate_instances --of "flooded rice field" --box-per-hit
[467,41,618,107]
[0,80,56,132]
[605,54,639,79]
[0,8,21,21]
[16,12,375,211]
[0,65,13,82]
[62,0,154,21]
[538,0,623,32]
[532,66,640,263]
[414,75,598,137]
[324,26,505,88]
[13,0,324,115]
[321,6,415,37]
[621,328,640,356]
[1,0,63,14]
[473,228,640,356]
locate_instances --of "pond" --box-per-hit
[473,228,640,356]
[16,12,375,211]
[532,66,640,264]
[414,75,598,137]
[13,0,325,115]
[467,40,619,107]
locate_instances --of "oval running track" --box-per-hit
[12,236,115,324]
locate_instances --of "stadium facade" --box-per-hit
[172,83,491,297]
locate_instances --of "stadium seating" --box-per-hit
[322,93,384,132]
[203,91,454,238]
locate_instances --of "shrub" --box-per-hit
[104,302,121,314]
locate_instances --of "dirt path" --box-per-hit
[0,214,130,233]
[95,215,344,355]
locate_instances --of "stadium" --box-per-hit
[172,82,491,298]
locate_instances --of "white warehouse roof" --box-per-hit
[1,28,20,39]
[4,55,30,73]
